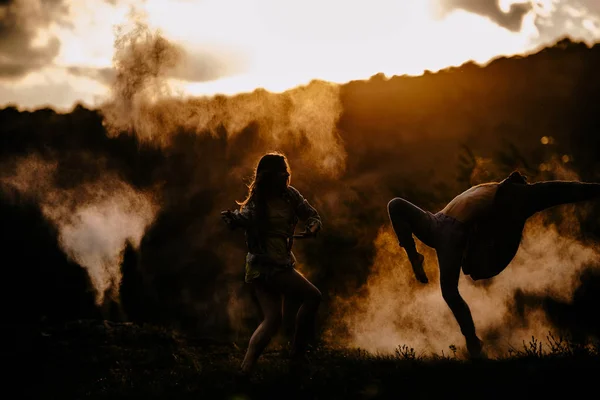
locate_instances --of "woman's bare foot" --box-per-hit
[409,253,428,284]
[289,352,311,376]
[240,359,255,375]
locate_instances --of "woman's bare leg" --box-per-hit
[268,269,322,360]
[241,280,283,374]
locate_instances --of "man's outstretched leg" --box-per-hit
[519,181,600,217]
[387,198,436,283]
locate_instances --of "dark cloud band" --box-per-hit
[0,0,69,79]
[435,0,532,32]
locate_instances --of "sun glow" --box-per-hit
[164,0,542,96]
[66,1,545,96]
[3,0,599,109]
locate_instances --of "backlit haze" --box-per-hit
[1,0,600,110]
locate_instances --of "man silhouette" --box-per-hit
[387,171,600,357]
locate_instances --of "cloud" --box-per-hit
[0,68,108,110]
[0,0,70,79]
[533,0,600,44]
[67,66,116,86]
[169,47,245,83]
[577,0,600,14]
[64,49,233,89]
[435,0,533,32]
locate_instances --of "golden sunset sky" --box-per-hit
[1,0,599,110]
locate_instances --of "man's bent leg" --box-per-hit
[387,197,436,283]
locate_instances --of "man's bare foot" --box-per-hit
[409,253,428,284]
[466,337,484,359]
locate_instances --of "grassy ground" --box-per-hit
[29,320,600,399]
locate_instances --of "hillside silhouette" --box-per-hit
[2,38,600,363]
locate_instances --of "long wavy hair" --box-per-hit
[237,152,292,213]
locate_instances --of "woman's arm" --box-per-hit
[221,201,255,229]
[289,186,322,234]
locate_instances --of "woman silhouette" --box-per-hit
[221,152,322,374]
